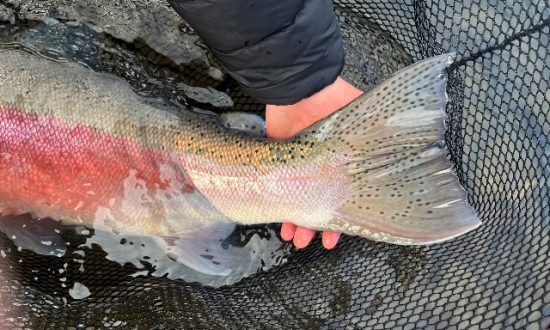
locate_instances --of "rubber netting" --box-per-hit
[0,0,549,329]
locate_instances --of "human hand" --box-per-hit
[265,77,363,249]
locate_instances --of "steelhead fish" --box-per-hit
[0,49,480,275]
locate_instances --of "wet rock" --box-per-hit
[3,0,207,65]
[0,4,16,24]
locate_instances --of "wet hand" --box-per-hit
[280,222,341,249]
[266,76,363,249]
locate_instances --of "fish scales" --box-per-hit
[0,49,481,275]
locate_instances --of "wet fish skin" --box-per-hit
[0,49,480,251]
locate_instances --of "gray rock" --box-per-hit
[3,0,207,65]
[0,4,15,24]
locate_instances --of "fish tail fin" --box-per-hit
[316,53,480,244]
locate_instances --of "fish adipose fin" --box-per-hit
[312,53,481,245]
[218,112,265,137]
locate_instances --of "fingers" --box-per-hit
[293,226,315,249]
[280,222,297,241]
[321,231,341,249]
[280,223,341,249]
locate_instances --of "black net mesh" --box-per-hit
[0,0,549,329]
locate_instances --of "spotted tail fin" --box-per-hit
[312,54,480,245]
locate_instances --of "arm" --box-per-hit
[168,0,363,249]
[167,0,345,105]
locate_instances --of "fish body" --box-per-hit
[0,49,480,274]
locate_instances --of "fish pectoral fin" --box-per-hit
[159,222,237,277]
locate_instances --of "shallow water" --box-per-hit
[0,0,412,300]
[0,16,293,288]
[0,1,546,329]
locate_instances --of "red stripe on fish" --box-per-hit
[0,106,193,223]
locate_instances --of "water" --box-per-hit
[0,0,412,311]
[0,1,547,329]
[0,15,293,289]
